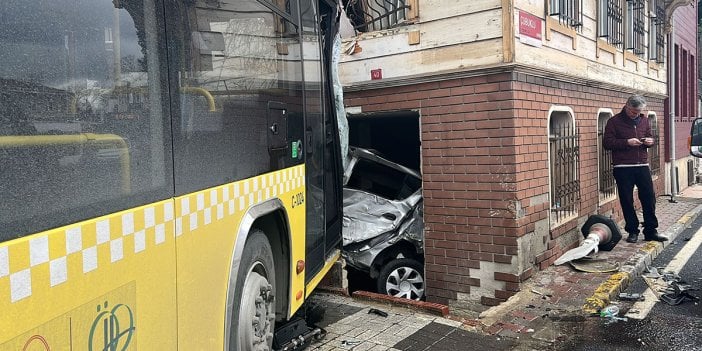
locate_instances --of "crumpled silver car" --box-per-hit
[342,147,425,300]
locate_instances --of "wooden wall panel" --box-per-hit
[420,0,501,23]
[340,39,504,83]
[515,43,666,95]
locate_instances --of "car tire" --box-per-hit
[376,258,425,301]
[231,230,276,351]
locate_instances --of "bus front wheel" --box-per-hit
[233,230,276,351]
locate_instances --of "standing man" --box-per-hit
[603,95,667,243]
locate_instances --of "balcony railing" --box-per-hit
[343,0,412,32]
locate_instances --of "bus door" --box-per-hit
[301,0,343,282]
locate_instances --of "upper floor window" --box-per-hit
[626,0,645,57]
[648,1,665,62]
[598,0,623,47]
[549,0,583,29]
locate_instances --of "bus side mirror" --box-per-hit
[690,118,702,158]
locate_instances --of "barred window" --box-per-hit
[343,0,412,32]
[549,110,580,226]
[549,0,583,29]
[649,113,660,176]
[598,0,623,47]
[598,112,615,201]
[648,2,665,62]
[626,0,645,56]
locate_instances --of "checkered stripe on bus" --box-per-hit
[0,165,304,304]
[174,166,304,237]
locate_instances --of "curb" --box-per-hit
[582,203,702,314]
[351,290,450,317]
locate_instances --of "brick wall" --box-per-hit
[344,69,665,308]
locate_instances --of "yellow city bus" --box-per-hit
[0,0,343,349]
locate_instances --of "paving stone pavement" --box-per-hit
[308,293,520,351]
[307,188,702,351]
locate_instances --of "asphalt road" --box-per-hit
[555,215,702,351]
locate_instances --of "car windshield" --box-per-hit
[345,158,421,200]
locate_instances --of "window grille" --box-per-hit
[626,0,645,57]
[598,113,615,199]
[649,3,665,62]
[549,0,583,29]
[649,114,660,176]
[549,117,580,224]
[598,0,623,47]
[343,0,411,32]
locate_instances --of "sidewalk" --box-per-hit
[478,188,702,342]
[308,185,702,351]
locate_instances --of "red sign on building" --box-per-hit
[518,10,542,47]
[370,69,383,80]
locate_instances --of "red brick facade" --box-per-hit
[344,69,665,306]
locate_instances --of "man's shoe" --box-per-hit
[644,233,668,242]
[625,233,639,243]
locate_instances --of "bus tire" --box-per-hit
[232,229,276,351]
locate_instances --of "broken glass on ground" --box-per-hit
[642,268,700,305]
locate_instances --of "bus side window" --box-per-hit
[169,0,304,195]
[0,0,173,240]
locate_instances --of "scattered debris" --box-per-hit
[599,305,619,316]
[643,270,700,306]
[660,281,700,305]
[531,289,545,296]
[530,289,553,299]
[341,340,361,346]
[618,293,645,301]
[599,305,628,324]
[643,267,662,279]
[368,308,388,317]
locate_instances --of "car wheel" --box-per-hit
[231,230,276,351]
[376,258,425,300]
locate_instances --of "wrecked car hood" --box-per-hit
[342,188,421,246]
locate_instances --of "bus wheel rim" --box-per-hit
[239,264,275,351]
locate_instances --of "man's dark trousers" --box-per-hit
[613,166,659,236]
